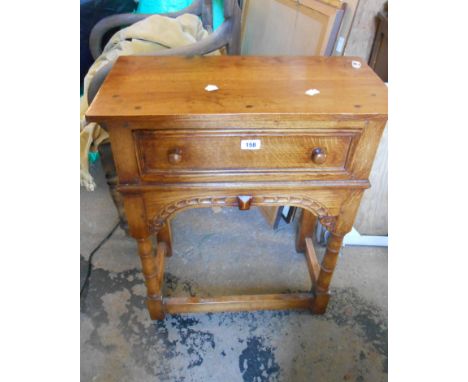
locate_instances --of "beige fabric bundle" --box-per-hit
[80,14,213,190]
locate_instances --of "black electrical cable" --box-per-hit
[80,222,120,296]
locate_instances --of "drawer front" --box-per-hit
[134,130,361,181]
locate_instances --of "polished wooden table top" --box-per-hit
[86,56,387,122]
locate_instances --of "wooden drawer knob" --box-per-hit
[168,148,182,164]
[311,147,327,164]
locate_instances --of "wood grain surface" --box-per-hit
[135,130,353,172]
[85,56,387,121]
[164,293,314,314]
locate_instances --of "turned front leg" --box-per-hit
[137,238,166,320]
[311,232,344,314]
[310,190,364,314]
[123,194,168,320]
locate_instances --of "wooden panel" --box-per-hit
[289,3,329,55]
[304,0,343,9]
[241,0,298,56]
[300,0,342,15]
[353,122,387,234]
[140,188,356,230]
[105,122,385,187]
[241,0,343,56]
[85,56,388,122]
[305,237,320,284]
[164,293,314,314]
[135,130,355,174]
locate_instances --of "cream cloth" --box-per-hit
[80,14,214,190]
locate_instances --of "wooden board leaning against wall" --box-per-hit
[241,0,346,56]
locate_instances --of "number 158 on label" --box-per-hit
[240,139,261,150]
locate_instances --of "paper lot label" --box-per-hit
[240,139,261,150]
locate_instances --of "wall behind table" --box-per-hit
[344,0,387,60]
[354,123,388,235]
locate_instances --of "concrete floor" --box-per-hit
[81,161,388,382]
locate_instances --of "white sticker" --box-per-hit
[305,88,320,96]
[241,139,261,150]
[204,84,219,92]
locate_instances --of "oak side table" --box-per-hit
[86,56,388,320]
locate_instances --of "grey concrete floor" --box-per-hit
[81,161,388,382]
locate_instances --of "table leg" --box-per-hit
[295,209,318,253]
[311,232,344,314]
[137,238,166,320]
[310,190,363,314]
[123,194,166,320]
